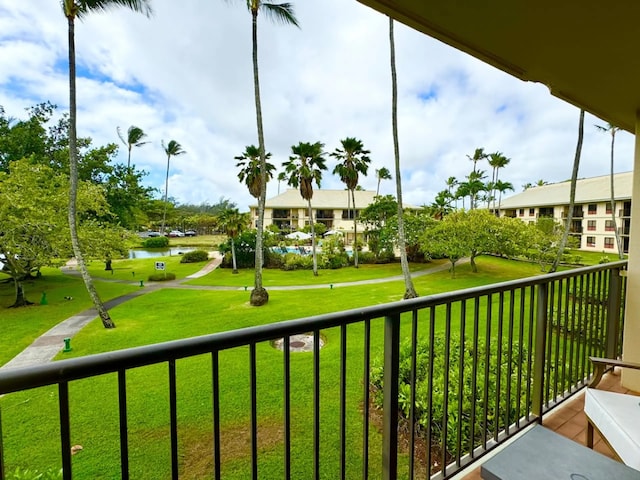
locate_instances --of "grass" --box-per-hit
[0,255,550,478]
[85,255,209,282]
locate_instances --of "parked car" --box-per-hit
[168,230,185,237]
[147,231,162,237]
[185,230,197,237]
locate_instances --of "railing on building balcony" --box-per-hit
[0,261,627,480]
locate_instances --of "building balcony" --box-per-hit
[0,262,628,479]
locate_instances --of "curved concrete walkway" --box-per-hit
[0,257,466,371]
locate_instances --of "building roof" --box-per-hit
[499,172,633,209]
[357,1,640,133]
[261,189,378,209]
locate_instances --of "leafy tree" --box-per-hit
[596,122,624,258]
[160,139,185,234]
[241,0,299,307]
[360,195,398,258]
[62,0,152,329]
[0,159,131,307]
[331,137,371,268]
[551,110,584,273]
[375,166,392,196]
[216,208,250,273]
[102,164,155,229]
[282,141,327,276]
[235,145,276,198]
[389,18,417,298]
[117,125,149,169]
[421,212,470,278]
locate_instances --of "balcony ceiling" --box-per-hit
[357,0,640,133]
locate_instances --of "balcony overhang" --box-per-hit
[356,0,640,133]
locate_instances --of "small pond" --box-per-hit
[128,247,199,259]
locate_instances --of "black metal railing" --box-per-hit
[0,261,627,479]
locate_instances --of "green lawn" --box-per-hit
[0,256,549,479]
[85,255,210,282]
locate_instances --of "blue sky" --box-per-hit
[0,0,635,211]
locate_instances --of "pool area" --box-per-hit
[128,247,199,259]
[272,246,311,255]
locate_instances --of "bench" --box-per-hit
[585,356,640,470]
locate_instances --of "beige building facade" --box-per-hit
[250,189,379,243]
[498,172,632,255]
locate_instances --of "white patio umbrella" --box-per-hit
[285,231,311,240]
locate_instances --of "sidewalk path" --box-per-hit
[0,257,465,371]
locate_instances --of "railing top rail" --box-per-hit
[0,260,626,395]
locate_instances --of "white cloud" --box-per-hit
[0,0,634,212]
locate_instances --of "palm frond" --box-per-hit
[261,2,299,27]
[74,0,153,20]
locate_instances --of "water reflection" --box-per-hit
[128,247,198,259]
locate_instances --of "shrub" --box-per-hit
[8,468,62,480]
[281,253,314,271]
[370,333,530,461]
[180,250,209,263]
[148,272,176,282]
[599,255,611,264]
[142,236,169,248]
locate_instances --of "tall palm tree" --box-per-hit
[551,109,584,273]
[466,169,487,210]
[493,179,514,212]
[63,0,152,329]
[389,17,417,299]
[235,145,276,198]
[596,123,624,259]
[487,151,510,210]
[277,171,287,194]
[117,124,149,169]
[282,141,327,276]
[160,140,185,235]
[467,147,487,175]
[375,166,392,196]
[331,137,371,268]
[243,0,299,306]
[217,208,250,273]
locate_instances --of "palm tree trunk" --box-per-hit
[352,188,358,268]
[550,109,584,273]
[250,8,268,305]
[609,130,624,259]
[161,153,170,234]
[231,238,238,274]
[309,199,318,276]
[390,17,417,299]
[127,147,132,170]
[67,16,114,328]
[376,177,381,196]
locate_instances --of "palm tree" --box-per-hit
[217,208,250,273]
[467,147,487,175]
[282,141,327,276]
[331,137,371,268]
[430,190,453,220]
[117,125,149,169]
[551,109,584,273]
[487,152,510,210]
[242,0,299,307]
[375,166,392,196]
[493,179,514,212]
[235,145,276,198]
[277,171,287,194]
[160,140,185,235]
[466,169,487,210]
[389,18,417,299]
[63,0,152,329]
[596,123,624,259]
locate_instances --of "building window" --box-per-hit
[529,208,535,216]
[605,203,613,214]
[605,220,615,231]
[604,237,615,249]
[588,204,597,215]
[519,208,524,217]
[587,220,596,231]
[586,236,596,247]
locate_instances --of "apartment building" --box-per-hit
[250,189,379,244]
[498,172,632,254]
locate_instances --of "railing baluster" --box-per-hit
[544,282,554,408]
[526,285,535,422]
[59,382,72,480]
[169,360,178,479]
[313,329,320,480]
[516,287,525,427]
[560,279,570,394]
[382,314,400,480]
[456,301,466,465]
[442,303,451,478]
[470,299,479,456]
[362,319,370,480]
[568,277,577,390]
[118,370,129,480]
[482,297,492,448]
[505,290,515,435]
[532,283,549,421]
[553,279,563,400]
[408,311,418,480]
[494,292,503,442]
[340,324,347,480]
[426,308,436,476]
[211,351,221,480]
[284,337,291,480]
[250,343,258,480]
[606,267,622,358]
